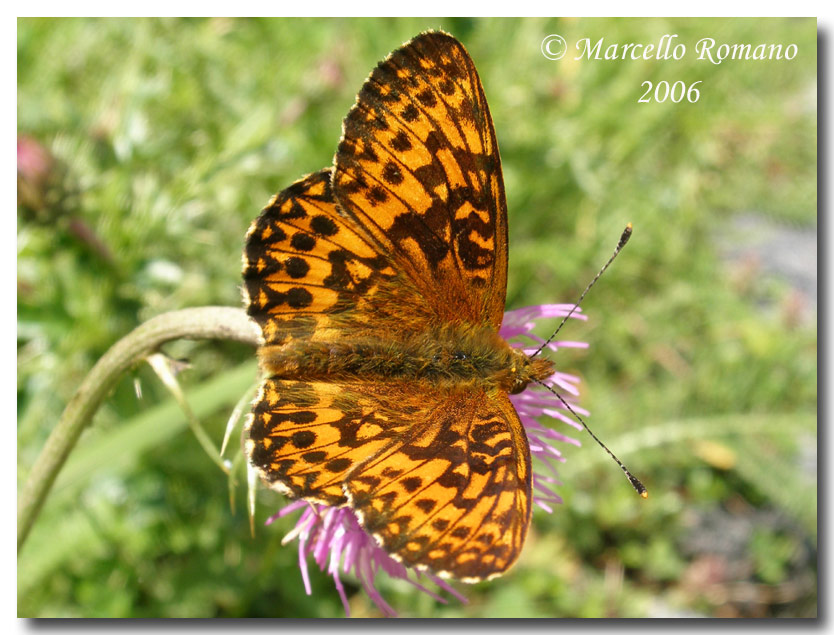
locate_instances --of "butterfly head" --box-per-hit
[506,348,555,395]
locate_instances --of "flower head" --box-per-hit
[269,501,466,617]
[501,304,587,513]
[273,304,586,616]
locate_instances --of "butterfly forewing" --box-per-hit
[244,169,421,345]
[334,31,508,327]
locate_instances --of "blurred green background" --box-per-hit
[17,17,816,617]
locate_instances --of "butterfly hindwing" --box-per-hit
[246,376,533,581]
[345,388,531,581]
[245,378,414,506]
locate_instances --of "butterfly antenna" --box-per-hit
[535,379,648,498]
[531,223,633,358]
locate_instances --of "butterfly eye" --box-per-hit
[453,351,468,361]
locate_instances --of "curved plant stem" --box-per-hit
[17,306,261,552]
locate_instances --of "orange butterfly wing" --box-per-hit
[246,378,413,506]
[345,388,531,581]
[333,31,508,327]
[243,168,428,346]
[245,377,531,581]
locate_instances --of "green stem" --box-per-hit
[17,306,261,552]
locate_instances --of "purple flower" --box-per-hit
[268,501,467,617]
[502,304,586,513]
[271,304,586,616]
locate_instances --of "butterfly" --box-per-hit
[242,31,555,583]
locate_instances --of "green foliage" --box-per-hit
[18,17,816,617]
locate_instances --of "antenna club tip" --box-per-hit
[626,222,633,231]
[628,474,648,498]
[618,224,633,249]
